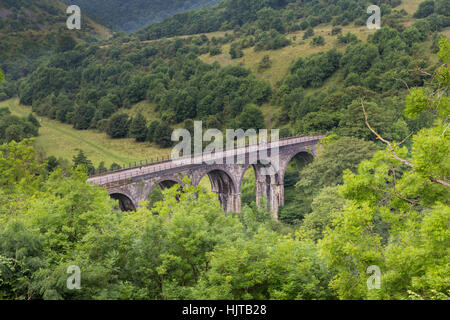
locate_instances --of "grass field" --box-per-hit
[2,99,170,168]
[398,0,423,15]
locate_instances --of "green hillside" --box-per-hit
[0,0,449,302]
[61,0,221,32]
[3,0,448,170]
[0,0,111,80]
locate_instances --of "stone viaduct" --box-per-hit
[87,135,324,219]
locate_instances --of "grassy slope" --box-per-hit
[200,25,374,86]
[198,25,382,128]
[398,0,423,15]
[197,0,440,125]
[3,99,170,167]
[198,0,428,86]
[9,0,439,168]
[0,0,112,47]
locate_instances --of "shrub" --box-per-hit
[311,36,325,46]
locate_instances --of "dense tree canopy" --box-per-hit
[239,104,265,131]
[107,114,130,139]
[136,0,401,41]
[0,141,332,299]
[154,121,173,148]
[19,39,272,135]
[1,0,448,302]
[129,113,148,142]
[0,108,39,144]
[319,38,449,300]
[279,136,377,224]
[72,149,95,176]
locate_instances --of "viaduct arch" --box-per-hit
[89,135,323,219]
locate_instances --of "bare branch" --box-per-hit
[441,123,449,137]
[361,100,414,168]
[416,69,433,77]
[392,76,410,91]
[397,132,414,147]
[372,185,419,206]
[429,177,450,188]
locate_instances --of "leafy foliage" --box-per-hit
[1,0,449,302]
[137,0,400,41]
[279,136,377,224]
[72,149,95,176]
[107,114,130,139]
[154,121,173,148]
[319,39,449,300]
[239,104,265,131]
[0,107,39,144]
[0,142,333,300]
[129,113,147,142]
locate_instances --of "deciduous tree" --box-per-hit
[129,113,147,142]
